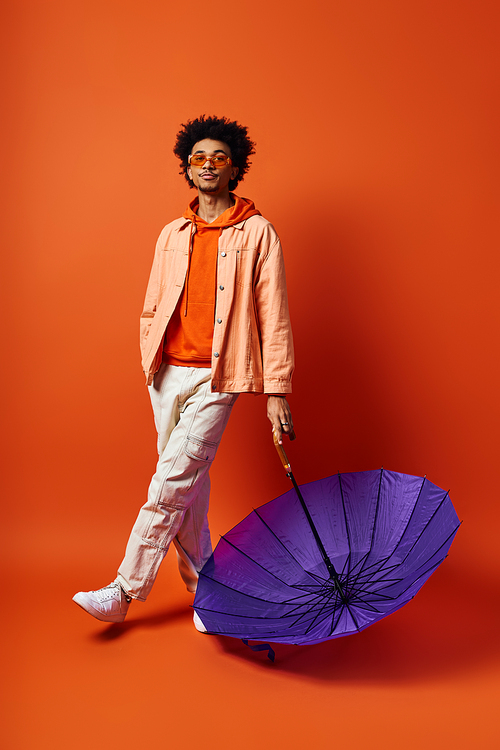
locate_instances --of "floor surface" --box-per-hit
[2,515,498,750]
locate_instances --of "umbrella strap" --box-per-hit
[241,639,275,662]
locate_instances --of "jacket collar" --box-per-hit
[175,217,248,232]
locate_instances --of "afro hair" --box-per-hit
[173,115,256,191]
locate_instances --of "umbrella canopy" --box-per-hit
[193,467,460,646]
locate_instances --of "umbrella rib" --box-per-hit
[354,558,400,583]
[195,604,304,622]
[197,606,359,641]
[251,508,323,584]
[335,473,364,631]
[340,553,351,578]
[197,570,312,607]
[340,550,386,599]
[280,591,338,612]
[344,549,378,589]
[280,600,326,620]
[337,471,352,558]
[346,550,370,575]
[404,512,460,569]
[284,590,340,612]
[390,493,456,569]
[215,533,318,591]
[411,524,460,573]
[347,600,385,614]
[351,592,391,608]
[303,589,344,634]
[377,523,461,595]
[330,599,349,636]
[362,524,459,607]
[287,597,348,637]
[289,602,336,631]
[196,601,347,638]
[376,556,448,602]
[348,582,401,602]
[350,468,384,588]
[381,475,428,566]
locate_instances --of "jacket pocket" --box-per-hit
[235,247,256,288]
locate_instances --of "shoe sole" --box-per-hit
[72,593,127,623]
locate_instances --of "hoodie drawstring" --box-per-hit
[184,221,197,316]
[184,224,224,318]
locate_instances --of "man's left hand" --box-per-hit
[267,395,294,444]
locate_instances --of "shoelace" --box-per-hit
[94,583,121,603]
[92,582,132,604]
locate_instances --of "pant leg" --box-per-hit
[173,471,212,592]
[117,364,237,601]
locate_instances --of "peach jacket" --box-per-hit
[140,212,294,393]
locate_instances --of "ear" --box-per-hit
[187,166,193,181]
[231,166,239,180]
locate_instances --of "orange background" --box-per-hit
[1,1,499,748]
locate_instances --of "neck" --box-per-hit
[196,189,233,223]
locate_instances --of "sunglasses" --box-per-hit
[188,153,232,168]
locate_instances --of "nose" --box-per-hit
[202,156,215,168]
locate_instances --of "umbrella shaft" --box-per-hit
[288,472,339,582]
[287,471,361,629]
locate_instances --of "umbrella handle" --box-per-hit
[273,430,292,474]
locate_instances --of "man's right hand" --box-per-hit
[266,395,295,444]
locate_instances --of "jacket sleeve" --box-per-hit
[139,233,162,364]
[253,231,295,393]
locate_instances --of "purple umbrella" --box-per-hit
[193,440,460,650]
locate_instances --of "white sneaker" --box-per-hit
[193,611,208,633]
[73,581,132,623]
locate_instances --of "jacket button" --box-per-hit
[217,318,222,324]
[214,352,220,358]
[221,251,227,257]
[219,285,224,291]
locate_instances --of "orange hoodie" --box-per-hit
[163,194,261,367]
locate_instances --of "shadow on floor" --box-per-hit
[209,561,500,682]
[91,603,192,642]
[85,560,500,684]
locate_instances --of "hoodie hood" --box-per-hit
[183,193,261,228]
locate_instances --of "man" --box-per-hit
[73,115,294,628]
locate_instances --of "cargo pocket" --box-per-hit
[184,434,218,463]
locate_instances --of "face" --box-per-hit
[187,138,239,195]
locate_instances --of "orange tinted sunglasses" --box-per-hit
[188,153,232,168]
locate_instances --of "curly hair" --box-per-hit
[173,115,256,191]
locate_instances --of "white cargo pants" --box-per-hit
[117,363,238,601]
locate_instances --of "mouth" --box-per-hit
[200,172,217,180]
